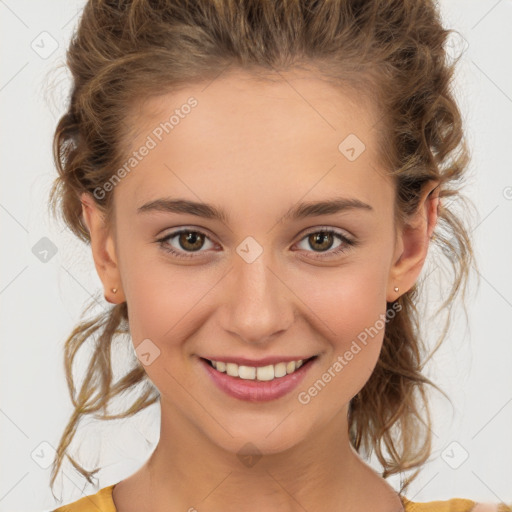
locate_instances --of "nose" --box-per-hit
[219,250,295,346]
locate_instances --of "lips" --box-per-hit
[199,355,318,402]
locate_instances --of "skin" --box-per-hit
[81,69,440,512]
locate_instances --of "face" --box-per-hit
[82,69,435,458]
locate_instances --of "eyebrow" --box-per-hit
[137,196,374,223]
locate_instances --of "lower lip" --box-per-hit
[199,357,317,402]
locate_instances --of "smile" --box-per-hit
[199,355,318,402]
[204,357,316,381]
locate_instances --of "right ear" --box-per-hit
[80,192,125,304]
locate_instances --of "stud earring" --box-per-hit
[394,286,399,292]
[111,288,118,293]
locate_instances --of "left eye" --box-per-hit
[295,228,355,258]
[156,227,356,260]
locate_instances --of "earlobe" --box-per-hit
[80,192,125,304]
[386,180,440,302]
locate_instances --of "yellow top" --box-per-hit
[52,483,512,512]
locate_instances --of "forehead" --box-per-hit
[117,69,393,216]
[130,68,382,151]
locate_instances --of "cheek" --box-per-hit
[292,259,390,405]
[118,243,219,356]
[120,260,214,394]
[292,254,389,344]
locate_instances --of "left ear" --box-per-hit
[386,180,441,302]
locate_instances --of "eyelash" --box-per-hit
[156,227,357,261]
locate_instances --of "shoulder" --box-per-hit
[52,484,117,512]
[401,495,512,512]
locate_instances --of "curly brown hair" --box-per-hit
[48,0,477,497]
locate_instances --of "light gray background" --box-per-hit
[1,1,511,511]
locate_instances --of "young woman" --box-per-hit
[47,1,510,511]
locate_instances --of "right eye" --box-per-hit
[156,228,216,259]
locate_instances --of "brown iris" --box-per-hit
[308,232,334,252]
[178,231,205,251]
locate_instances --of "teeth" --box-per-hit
[239,365,256,379]
[256,365,274,381]
[286,361,296,374]
[226,363,238,377]
[208,358,309,381]
[274,362,287,378]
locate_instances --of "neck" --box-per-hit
[136,399,402,512]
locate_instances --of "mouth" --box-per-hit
[198,355,319,402]
[200,355,318,381]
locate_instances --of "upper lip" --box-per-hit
[200,355,317,367]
